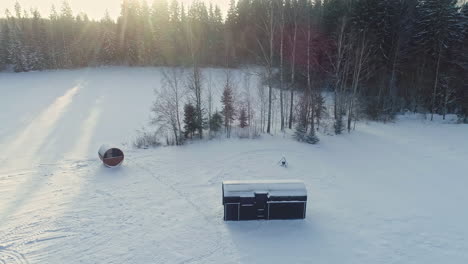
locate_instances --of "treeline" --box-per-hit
[1,0,467,133]
[0,0,225,70]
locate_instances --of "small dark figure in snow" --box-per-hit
[278,156,288,168]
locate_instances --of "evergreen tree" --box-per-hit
[47,4,59,69]
[59,0,74,68]
[6,9,29,72]
[187,65,204,138]
[305,125,319,144]
[225,0,238,65]
[315,93,326,130]
[183,103,197,139]
[221,79,235,138]
[0,0,466,127]
[457,3,468,123]
[294,123,307,142]
[139,0,153,65]
[411,0,461,120]
[100,11,117,64]
[209,111,223,133]
[118,0,141,65]
[25,8,48,70]
[0,21,7,69]
[152,0,171,64]
[239,107,248,128]
[334,114,344,135]
[294,94,309,142]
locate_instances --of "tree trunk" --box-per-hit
[431,51,441,121]
[266,1,274,134]
[289,20,298,129]
[443,89,447,120]
[279,2,285,131]
[388,38,400,100]
[306,18,314,132]
[334,18,347,125]
[348,35,366,133]
[173,123,179,145]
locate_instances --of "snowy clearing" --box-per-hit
[1,67,468,264]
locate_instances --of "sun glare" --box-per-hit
[1,0,230,20]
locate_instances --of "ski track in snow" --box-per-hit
[0,67,468,263]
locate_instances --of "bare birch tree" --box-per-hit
[346,35,368,132]
[278,0,285,131]
[221,71,236,138]
[288,2,299,129]
[207,69,214,135]
[255,0,276,134]
[326,16,349,134]
[151,68,186,145]
[187,65,204,139]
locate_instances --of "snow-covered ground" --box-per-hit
[1,67,468,264]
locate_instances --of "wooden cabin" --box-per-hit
[222,180,307,221]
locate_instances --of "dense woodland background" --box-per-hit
[1,0,467,144]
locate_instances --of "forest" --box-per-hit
[1,0,467,145]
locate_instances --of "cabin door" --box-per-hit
[255,192,268,219]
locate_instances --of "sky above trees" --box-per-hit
[1,0,230,20]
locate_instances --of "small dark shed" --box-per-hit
[222,180,307,221]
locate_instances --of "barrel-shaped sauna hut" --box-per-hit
[98,145,124,167]
[222,180,307,221]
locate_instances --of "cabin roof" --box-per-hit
[222,180,307,197]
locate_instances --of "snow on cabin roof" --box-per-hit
[222,180,307,197]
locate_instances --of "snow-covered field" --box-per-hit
[1,67,468,264]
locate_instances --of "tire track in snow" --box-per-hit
[131,159,210,221]
[0,162,85,263]
[0,209,73,259]
[0,247,29,264]
[0,99,103,262]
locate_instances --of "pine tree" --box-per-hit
[239,107,248,128]
[225,0,238,65]
[47,4,60,69]
[305,128,319,144]
[334,114,344,135]
[151,0,171,65]
[118,0,141,65]
[100,11,117,64]
[458,3,468,123]
[315,93,326,131]
[1,0,466,126]
[187,65,204,139]
[59,0,74,68]
[411,0,461,120]
[294,94,309,142]
[183,103,197,139]
[209,111,223,133]
[0,20,9,70]
[139,0,153,65]
[294,123,307,142]
[29,9,48,70]
[221,78,235,138]
[6,10,29,72]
